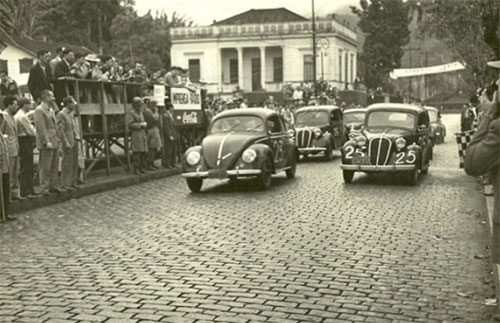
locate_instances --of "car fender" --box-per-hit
[247,143,275,171]
[406,144,423,167]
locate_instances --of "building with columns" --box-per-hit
[170,8,358,96]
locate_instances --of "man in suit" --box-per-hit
[49,47,64,79]
[162,103,179,168]
[128,97,148,175]
[0,112,14,222]
[57,96,78,189]
[33,90,62,195]
[1,96,22,202]
[28,50,52,103]
[54,49,75,104]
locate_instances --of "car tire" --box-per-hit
[286,152,297,179]
[257,157,273,190]
[343,170,354,183]
[324,141,334,161]
[421,151,430,175]
[186,178,203,193]
[406,168,419,185]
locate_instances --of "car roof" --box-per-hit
[343,108,367,114]
[423,106,438,111]
[296,105,340,113]
[366,103,425,113]
[213,108,277,120]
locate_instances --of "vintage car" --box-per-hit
[293,105,345,161]
[343,108,367,139]
[424,106,446,144]
[181,108,298,192]
[340,103,433,185]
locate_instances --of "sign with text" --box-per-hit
[170,87,203,126]
[153,85,166,106]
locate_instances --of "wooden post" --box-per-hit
[99,82,111,176]
[123,84,131,172]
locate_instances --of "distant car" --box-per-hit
[340,103,433,185]
[293,105,345,161]
[181,108,298,192]
[343,108,366,139]
[424,106,446,144]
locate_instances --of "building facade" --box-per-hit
[170,8,358,96]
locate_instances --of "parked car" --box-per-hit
[424,106,446,144]
[340,103,433,185]
[343,108,367,139]
[293,105,345,161]
[181,108,298,192]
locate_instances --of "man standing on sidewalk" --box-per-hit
[162,103,179,169]
[34,90,62,195]
[0,112,14,221]
[128,97,148,175]
[465,61,500,265]
[1,96,23,202]
[14,98,38,198]
[57,96,77,189]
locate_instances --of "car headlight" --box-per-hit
[354,135,366,147]
[242,149,257,163]
[395,137,406,150]
[287,129,295,137]
[313,128,322,138]
[186,150,201,166]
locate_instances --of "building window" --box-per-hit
[19,58,33,74]
[188,59,200,83]
[303,55,314,82]
[338,52,342,81]
[273,57,283,82]
[0,59,7,74]
[229,58,238,84]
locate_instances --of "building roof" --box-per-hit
[0,31,93,57]
[213,8,308,26]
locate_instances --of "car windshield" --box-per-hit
[427,110,438,122]
[344,112,366,124]
[366,111,415,131]
[295,110,329,127]
[210,116,264,134]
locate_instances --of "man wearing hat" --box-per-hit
[128,97,148,174]
[465,59,500,265]
[164,66,185,87]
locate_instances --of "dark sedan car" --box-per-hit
[293,105,345,161]
[181,108,298,192]
[424,106,446,144]
[340,103,433,185]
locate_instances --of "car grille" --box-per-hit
[296,129,313,148]
[369,137,392,166]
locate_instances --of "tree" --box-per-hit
[0,0,49,38]
[351,0,411,92]
[420,0,499,86]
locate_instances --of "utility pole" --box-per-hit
[312,0,318,98]
[424,51,429,99]
[402,47,420,102]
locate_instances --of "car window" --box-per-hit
[295,110,329,127]
[210,116,264,134]
[367,111,415,130]
[427,110,438,123]
[332,110,342,121]
[418,111,430,126]
[267,115,282,133]
[344,112,366,124]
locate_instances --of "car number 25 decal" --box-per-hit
[344,146,365,159]
[395,151,416,164]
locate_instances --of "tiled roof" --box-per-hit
[0,31,93,57]
[213,8,308,26]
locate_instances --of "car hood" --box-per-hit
[361,129,420,145]
[202,132,266,169]
[345,122,364,130]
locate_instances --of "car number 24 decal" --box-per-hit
[396,151,416,164]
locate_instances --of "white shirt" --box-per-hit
[14,109,37,137]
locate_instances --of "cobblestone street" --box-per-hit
[0,114,496,323]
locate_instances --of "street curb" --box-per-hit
[8,168,182,214]
[484,191,500,313]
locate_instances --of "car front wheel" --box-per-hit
[286,152,297,179]
[324,141,334,161]
[257,157,273,190]
[343,170,354,183]
[406,168,419,185]
[186,178,203,193]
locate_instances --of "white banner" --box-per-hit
[390,61,466,79]
[170,87,201,110]
[153,85,165,106]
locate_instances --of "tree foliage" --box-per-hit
[0,0,50,38]
[351,0,411,92]
[420,0,499,86]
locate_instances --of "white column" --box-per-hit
[217,48,222,92]
[338,49,343,83]
[237,47,244,90]
[259,46,266,90]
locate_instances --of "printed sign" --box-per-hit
[153,85,166,106]
[390,61,465,79]
[170,87,201,110]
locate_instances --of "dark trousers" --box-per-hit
[1,173,10,218]
[132,152,146,170]
[147,149,157,167]
[18,136,36,197]
[164,140,177,167]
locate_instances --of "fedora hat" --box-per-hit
[487,60,500,69]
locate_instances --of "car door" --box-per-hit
[417,111,431,164]
[330,109,344,147]
[267,115,287,169]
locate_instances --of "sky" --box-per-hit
[134,0,360,26]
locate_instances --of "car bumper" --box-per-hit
[340,164,416,171]
[181,169,262,178]
[298,147,327,154]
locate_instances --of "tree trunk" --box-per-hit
[97,12,103,55]
[87,21,92,47]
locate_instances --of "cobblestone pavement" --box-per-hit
[0,114,496,323]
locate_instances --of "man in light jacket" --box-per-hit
[128,97,148,175]
[57,96,78,189]
[1,96,22,201]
